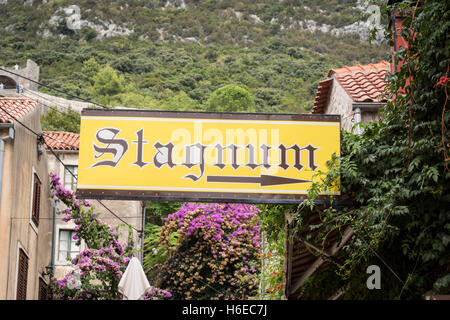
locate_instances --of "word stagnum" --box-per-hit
[90,128,320,181]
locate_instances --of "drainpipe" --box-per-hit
[140,201,146,264]
[51,199,59,274]
[0,125,13,298]
[0,125,14,208]
[353,107,362,135]
[391,8,397,73]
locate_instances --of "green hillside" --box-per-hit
[0,0,388,113]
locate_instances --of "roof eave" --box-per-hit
[0,122,14,129]
[352,102,386,112]
[45,149,79,153]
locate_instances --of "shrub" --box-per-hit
[157,203,261,299]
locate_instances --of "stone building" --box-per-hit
[311,60,389,133]
[43,131,145,281]
[0,97,54,300]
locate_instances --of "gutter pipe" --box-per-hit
[0,125,14,208]
[141,201,146,264]
[352,102,385,135]
[51,199,59,274]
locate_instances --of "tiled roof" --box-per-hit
[335,68,388,102]
[311,79,333,114]
[43,131,80,151]
[0,97,38,123]
[312,61,390,114]
[327,61,390,77]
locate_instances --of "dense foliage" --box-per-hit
[0,0,387,114]
[285,0,450,299]
[151,202,261,299]
[40,106,81,133]
[49,173,171,300]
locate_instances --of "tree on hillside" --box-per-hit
[81,58,101,85]
[158,91,201,111]
[206,84,256,113]
[41,106,81,133]
[90,65,126,104]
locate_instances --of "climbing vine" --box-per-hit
[48,173,171,300]
[281,0,450,299]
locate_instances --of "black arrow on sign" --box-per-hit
[206,174,311,187]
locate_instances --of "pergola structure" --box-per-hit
[283,205,355,300]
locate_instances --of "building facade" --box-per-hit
[0,97,54,300]
[0,96,145,299]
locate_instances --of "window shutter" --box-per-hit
[16,249,29,300]
[31,173,41,227]
[38,278,50,300]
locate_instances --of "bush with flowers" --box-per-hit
[155,202,261,299]
[256,203,291,299]
[49,173,171,300]
[260,241,285,300]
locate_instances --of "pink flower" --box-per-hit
[437,76,448,87]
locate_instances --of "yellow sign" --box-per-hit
[77,110,340,203]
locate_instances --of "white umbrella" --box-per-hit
[118,257,151,300]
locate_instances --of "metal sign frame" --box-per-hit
[76,109,340,204]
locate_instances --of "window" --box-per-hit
[58,230,80,262]
[64,165,78,191]
[31,173,41,227]
[16,249,28,300]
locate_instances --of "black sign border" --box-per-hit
[77,109,341,204]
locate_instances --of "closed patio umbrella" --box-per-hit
[118,257,151,300]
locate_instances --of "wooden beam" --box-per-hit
[329,287,346,300]
[289,226,354,296]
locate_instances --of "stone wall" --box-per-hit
[0,59,39,91]
[25,91,94,114]
[361,111,381,124]
[324,79,355,132]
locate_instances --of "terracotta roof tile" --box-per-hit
[336,69,388,102]
[0,97,38,123]
[43,131,79,151]
[312,61,389,114]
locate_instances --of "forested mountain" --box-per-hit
[0,0,388,113]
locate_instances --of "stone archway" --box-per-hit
[0,75,17,89]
